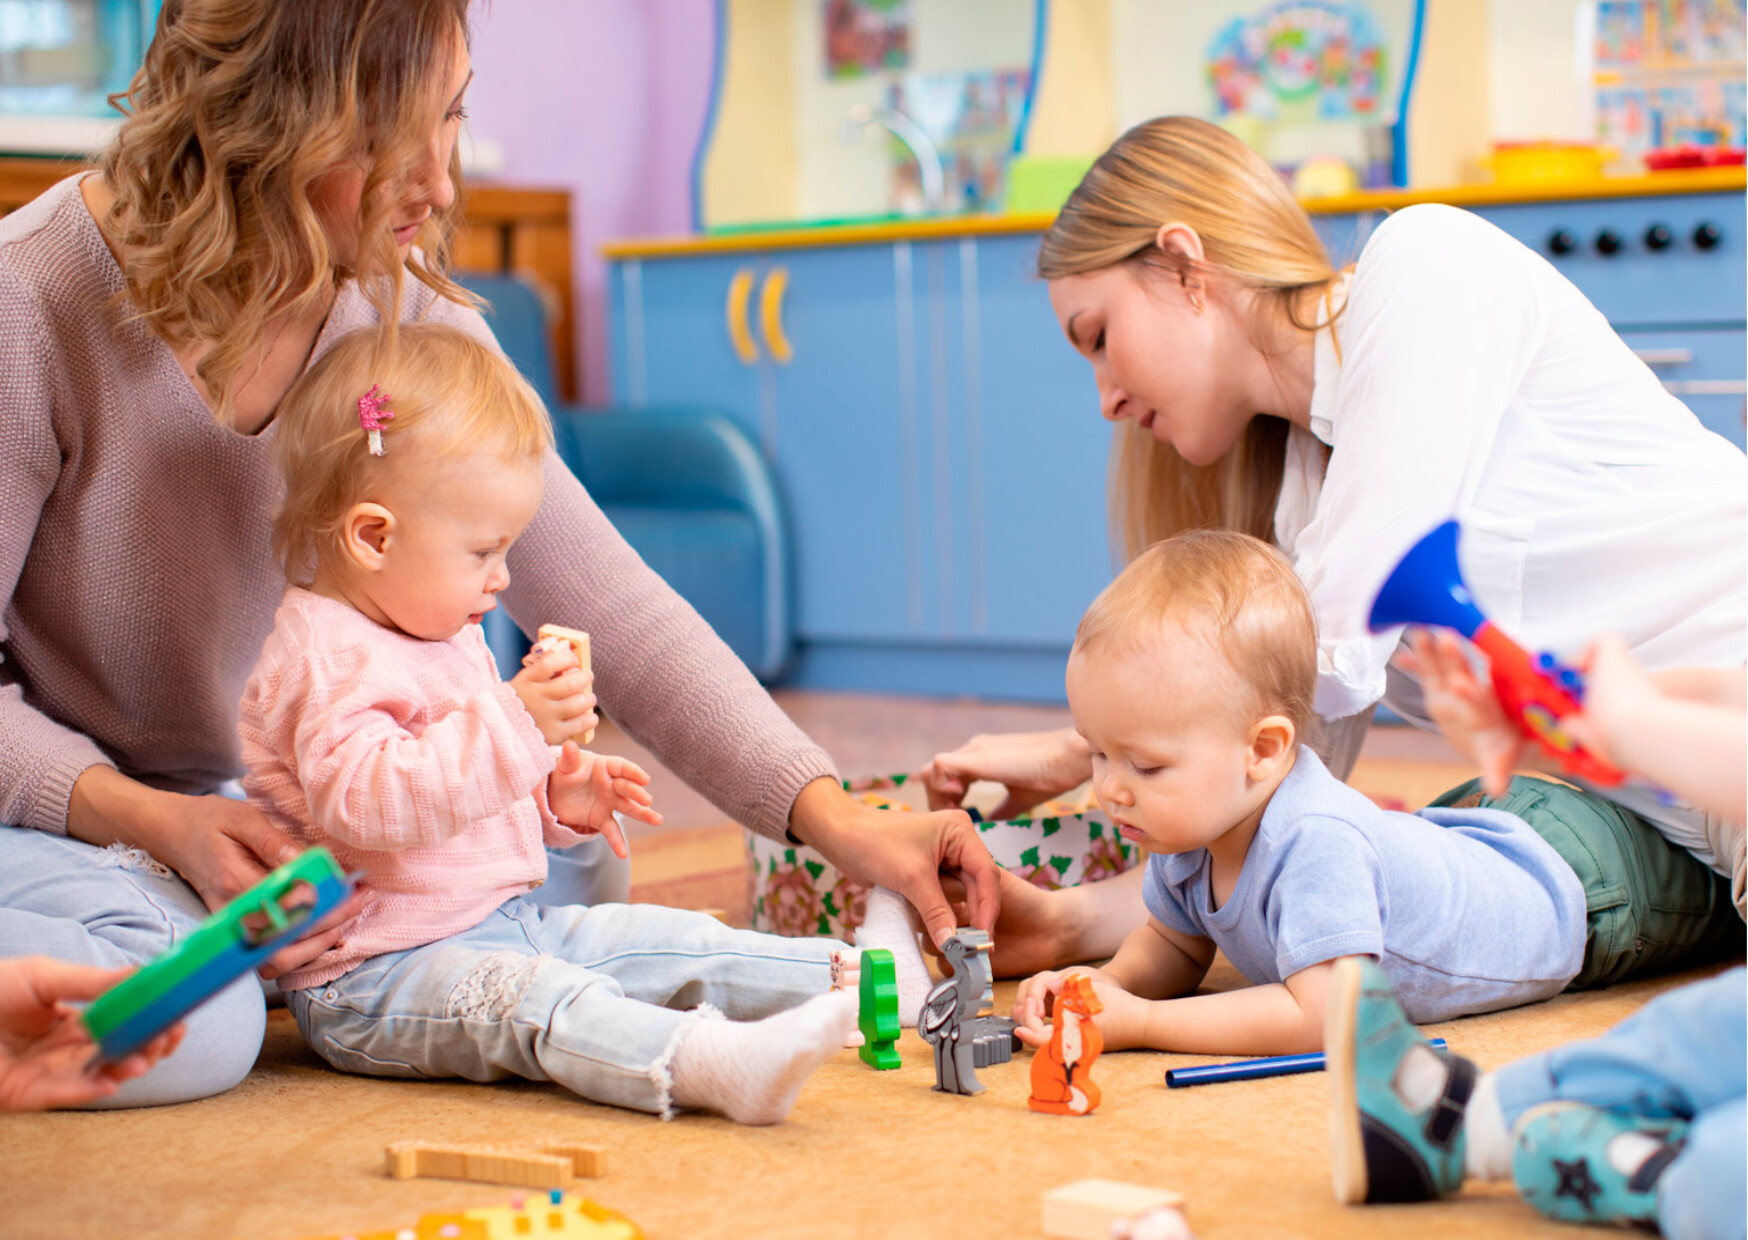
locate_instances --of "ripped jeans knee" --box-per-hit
[445,951,553,1021]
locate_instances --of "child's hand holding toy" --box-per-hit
[511,642,598,746]
[1396,629,1526,797]
[1013,967,1147,1051]
[547,742,661,859]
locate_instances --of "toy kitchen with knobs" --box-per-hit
[1309,166,1747,448]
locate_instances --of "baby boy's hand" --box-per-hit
[510,646,598,746]
[547,742,662,859]
[1013,966,1139,1048]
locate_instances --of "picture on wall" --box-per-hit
[884,66,1030,212]
[1593,0,1746,162]
[823,0,912,80]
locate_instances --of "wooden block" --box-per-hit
[540,1143,608,1178]
[1042,1179,1185,1240]
[535,623,594,743]
[384,1140,575,1189]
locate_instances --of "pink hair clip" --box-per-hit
[358,384,394,456]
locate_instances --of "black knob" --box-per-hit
[1644,223,1673,250]
[1548,229,1577,256]
[1595,229,1622,256]
[1694,221,1722,249]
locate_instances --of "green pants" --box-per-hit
[1431,776,1744,989]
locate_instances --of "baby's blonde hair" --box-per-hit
[1073,530,1318,742]
[273,323,552,586]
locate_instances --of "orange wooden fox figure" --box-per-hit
[1028,973,1105,1115]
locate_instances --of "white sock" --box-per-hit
[854,886,935,1028]
[667,991,856,1125]
[1464,1072,1513,1182]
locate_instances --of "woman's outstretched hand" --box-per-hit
[787,778,1000,950]
[920,727,1094,819]
[0,957,184,1111]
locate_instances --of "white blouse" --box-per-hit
[1278,203,1746,726]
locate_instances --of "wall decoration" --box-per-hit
[1204,0,1390,122]
[823,0,912,80]
[1592,0,1745,162]
[883,66,1031,212]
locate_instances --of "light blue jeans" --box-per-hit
[0,820,629,1108]
[286,896,846,1116]
[1495,968,1746,1240]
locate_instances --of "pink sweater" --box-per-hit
[0,176,835,845]
[241,589,587,989]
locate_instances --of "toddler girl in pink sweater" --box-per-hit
[240,322,920,1123]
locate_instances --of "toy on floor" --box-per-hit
[1164,1037,1448,1088]
[917,928,1021,1095]
[82,846,351,1062]
[1111,1205,1197,1240]
[1368,519,1626,786]
[532,623,595,744]
[386,1141,607,1189]
[286,1188,640,1240]
[843,947,902,1069]
[1041,1179,1187,1240]
[1028,973,1104,1115]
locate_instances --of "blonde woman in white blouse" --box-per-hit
[924,117,1745,978]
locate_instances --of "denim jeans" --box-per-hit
[0,820,630,1108]
[1495,968,1746,1240]
[287,896,846,1116]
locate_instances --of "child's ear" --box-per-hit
[340,502,396,573]
[1247,714,1296,780]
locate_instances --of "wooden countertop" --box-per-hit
[602,165,1746,260]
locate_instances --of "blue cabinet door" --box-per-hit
[609,254,764,431]
[762,245,917,642]
[964,234,1116,646]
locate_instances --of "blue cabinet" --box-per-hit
[611,235,1113,699]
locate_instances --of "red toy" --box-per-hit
[1029,974,1105,1115]
[1369,520,1626,787]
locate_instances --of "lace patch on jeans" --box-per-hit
[444,951,551,1021]
[92,842,173,879]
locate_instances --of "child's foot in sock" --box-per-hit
[668,990,857,1125]
[854,886,935,1027]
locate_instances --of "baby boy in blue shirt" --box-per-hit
[1013,530,1733,1057]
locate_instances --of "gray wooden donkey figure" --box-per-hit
[917,928,1022,1095]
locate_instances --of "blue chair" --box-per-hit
[456,273,793,682]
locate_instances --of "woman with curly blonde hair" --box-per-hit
[0,0,999,1108]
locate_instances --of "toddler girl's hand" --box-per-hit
[1559,635,1653,768]
[1396,629,1523,797]
[511,646,599,746]
[547,742,662,859]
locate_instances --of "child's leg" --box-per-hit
[289,904,856,1122]
[513,899,848,1020]
[1656,1094,1746,1240]
[1492,967,1746,1131]
[1429,777,1744,987]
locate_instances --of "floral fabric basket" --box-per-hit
[748,774,1139,939]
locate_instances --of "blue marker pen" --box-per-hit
[1165,1038,1449,1088]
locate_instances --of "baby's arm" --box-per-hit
[544,741,663,859]
[1012,917,1211,1049]
[297,682,554,852]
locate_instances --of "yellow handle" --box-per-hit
[759,266,793,364]
[726,268,759,364]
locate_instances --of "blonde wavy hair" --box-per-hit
[272,323,552,587]
[1074,529,1318,744]
[99,0,477,423]
[1039,117,1342,562]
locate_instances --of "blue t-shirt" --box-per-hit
[1141,749,1588,1022]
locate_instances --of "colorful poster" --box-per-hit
[823,0,911,80]
[1593,0,1746,158]
[1204,0,1390,122]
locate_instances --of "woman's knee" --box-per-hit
[82,974,267,1109]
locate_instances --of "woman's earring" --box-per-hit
[1189,291,1205,314]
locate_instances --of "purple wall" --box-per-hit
[466,1,717,403]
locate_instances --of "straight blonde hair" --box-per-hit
[272,323,551,587]
[1039,117,1341,561]
[1074,529,1319,743]
[100,0,477,424]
